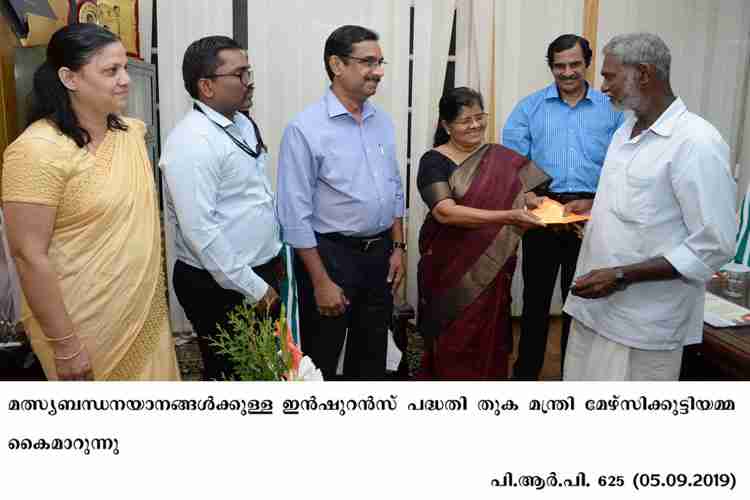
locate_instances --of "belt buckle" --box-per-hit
[362,238,380,252]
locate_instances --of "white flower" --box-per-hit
[292,356,324,381]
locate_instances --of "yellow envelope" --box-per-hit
[530,197,590,224]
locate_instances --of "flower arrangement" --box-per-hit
[210,302,322,381]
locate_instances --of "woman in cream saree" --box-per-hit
[1,24,179,380]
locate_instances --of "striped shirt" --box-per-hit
[735,192,750,265]
[501,83,624,193]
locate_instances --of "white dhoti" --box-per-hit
[564,319,683,381]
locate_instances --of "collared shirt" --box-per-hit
[276,88,405,249]
[502,83,624,193]
[564,98,737,349]
[160,100,281,302]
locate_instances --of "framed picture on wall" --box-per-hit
[2,0,57,38]
[1,0,71,45]
[77,0,139,58]
[76,0,98,24]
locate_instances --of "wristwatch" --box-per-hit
[392,241,407,251]
[614,268,628,291]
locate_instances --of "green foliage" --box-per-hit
[209,301,290,381]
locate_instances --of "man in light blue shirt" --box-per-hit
[161,36,282,380]
[277,25,406,380]
[502,34,623,380]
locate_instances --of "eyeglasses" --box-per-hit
[204,68,254,86]
[342,55,387,69]
[452,112,489,128]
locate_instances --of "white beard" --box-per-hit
[611,70,643,112]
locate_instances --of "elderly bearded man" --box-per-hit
[564,33,737,381]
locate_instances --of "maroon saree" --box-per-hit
[417,144,549,380]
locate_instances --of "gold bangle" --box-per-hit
[54,344,84,361]
[44,329,76,343]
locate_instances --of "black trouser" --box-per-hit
[296,232,393,381]
[513,193,591,380]
[173,256,282,381]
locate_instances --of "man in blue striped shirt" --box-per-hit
[502,34,624,380]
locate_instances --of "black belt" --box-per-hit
[317,230,391,253]
[177,254,282,280]
[546,191,595,203]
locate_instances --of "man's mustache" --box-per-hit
[558,75,579,81]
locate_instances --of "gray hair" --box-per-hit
[602,33,671,81]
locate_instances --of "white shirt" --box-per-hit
[160,100,281,302]
[564,98,737,350]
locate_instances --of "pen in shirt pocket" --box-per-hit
[378,143,385,156]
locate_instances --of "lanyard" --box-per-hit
[193,103,260,159]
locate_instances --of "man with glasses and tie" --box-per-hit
[161,36,282,380]
[277,25,406,380]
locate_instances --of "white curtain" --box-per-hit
[156,0,233,332]
[454,0,493,108]
[406,0,456,309]
[597,0,750,202]
[137,0,153,62]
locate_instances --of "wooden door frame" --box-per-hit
[583,0,599,84]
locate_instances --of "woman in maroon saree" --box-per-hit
[417,87,549,380]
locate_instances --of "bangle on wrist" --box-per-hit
[44,328,76,343]
[54,344,84,361]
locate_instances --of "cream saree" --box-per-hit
[2,118,180,380]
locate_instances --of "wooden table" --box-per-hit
[682,279,750,380]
